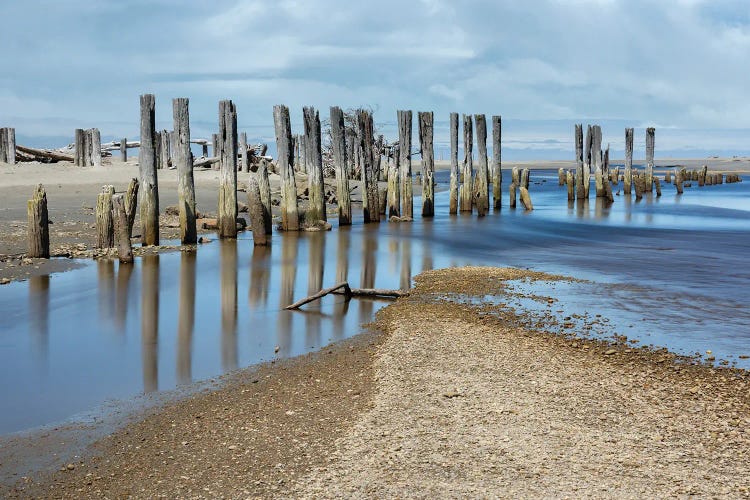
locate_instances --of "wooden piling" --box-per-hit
[584,125,592,198]
[0,128,14,164]
[418,111,435,217]
[240,132,249,173]
[173,98,196,244]
[664,170,671,184]
[449,112,459,214]
[473,114,489,216]
[698,165,707,187]
[634,175,644,200]
[592,125,603,197]
[90,128,101,167]
[492,115,502,210]
[654,176,662,197]
[273,105,299,231]
[519,187,533,211]
[509,182,517,209]
[96,185,115,249]
[247,174,268,246]
[125,177,139,238]
[218,100,238,238]
[460,114,473,212]
[257,159,273,234]
[303,106,326,224]
[74,128,85,166]
[120,137,128,162]
[387,152,400,218]
[520,168,530,189]
[575,124,585,199]
[212,133,219,158]
[27,184,49,258]
[111,194,133,263]
[558,168,565,186]
[201,143,208,157]
[645,127,655,192]
[397,110,413,219]
[675,169,684,194]
[566,170,575,200]
[358,109,379,223]
[138,94,159,246]
[624,127,633,195]
[602,145,613,202]
[330,106,351,225]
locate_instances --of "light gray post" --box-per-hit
[139,94,159,246]
[645,127,655,192]
[257,159,272,234]
[74,128,85,166]
[304,106,326,223]
[418,111,435,217]
[492,115,502,210]
[449,112,459,214]
[174,97,196,244]
[96,185,115,248]
[330,106,351,225]
[397,110,413,219]
[120,137,128,162]
[90,128,101,167]
[218,100,238,238]
[273,104,299,231]
[460,114,473,212]
[239,132,249,173]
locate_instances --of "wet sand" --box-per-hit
[5,267,750,498]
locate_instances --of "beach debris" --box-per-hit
[284,282,409,310]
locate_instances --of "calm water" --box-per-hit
[0,169,748,435]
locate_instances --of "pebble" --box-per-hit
[0,278,10,285]
[604,349,617,356]
[66,463,75,470]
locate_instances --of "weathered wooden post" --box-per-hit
[303,106,326,224]
[511,166,519,186]
[111,194,133,263]
[358,109,379,223]
[675,169,684,194]
[645,127,655,192]
[96,185,115,248]
[558,168,565,186]
[218,100,238,238]
[654,176,662,197]
[575,124,585,199]
[330,106,351,225]
[273,105,299,231]
[125,177,139,238]
[397,110,413,219]
[90,128,101,167]
[624,127,633,195]
[699,165,707,187]
[592,125,603,197]
[473,114,489,216]
[161,130,172,169]
[239,132,249,173]
[460,114,473,212]
[603,146,614,203]
[247,174,268,246]
[201,142,208,157]
[509,182,517,208]
[418,111,435,217]
[492,115,502,210]
[584,124,592,198]
[212,133,219,158]
[520,168,530,189]
[566,170,575,200]
[0,128,15,164]
[120,137,128,162]
[449,112,459,214]
[634,174,644,200]
[139,94,159,246]
[519,187,533,211]
[257,159,272,234]
[387,153,400,218]
[664,170,672,184]
[173,97,196,244]
[27,184,49,258]
[74,128,85,166]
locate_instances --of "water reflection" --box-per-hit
[98,260,115,324]
[359,229,377,323]
[115,262,134,333]
[277,233,298,356]
[306,233,325,347]
[141,255,159,393]
[249,246,271,307]
[177,251,196,385]
[333,229,351,340]
[28,275,49,363]
[220,240,238,371]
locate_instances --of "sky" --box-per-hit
[1,0,749,159]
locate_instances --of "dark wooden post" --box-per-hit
[304,106,326,223]
[247,174,268,246]
[397,110,413,219]
[120,137,128,162]
[460,114,474,212]
[273,104,299,231]
[492,115,502,210]
[174,98,196,244]
[139,94,159,246]
[212,133,219,158]
[584,124,592,197]
[592,125,603,197]
[74,128,85,166]
[358,109,379,222]
[96,185,115,248]
[330,106,351,225]
[125,177,139,238]
[624,127,634,195]
[418,111,435,217]
[509,182,517,209]
[575,124,585,200]
[473,114,489,216]
[218,100,238,238]
[201,142,208,157]
[112,194,133,263]
[645,127,655,192]
[27,184,49,258]
[239,132,249,173]
[449,112,459,214]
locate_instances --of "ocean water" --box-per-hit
[0,169,747,435]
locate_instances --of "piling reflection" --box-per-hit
[177,251,196,385]
[306,233,325,347]
[277,233,299,356]
[220,240,238,371]
[400,236,412,291]
[115,262,134,333]
[97,260,115,325]
[359,229,377,323]
[421,220,434,272]
[28,275,50,363]
[249,245,271,307]
[141,255,159,393]
[333,228,351,340]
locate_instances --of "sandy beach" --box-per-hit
[4,266,749,498]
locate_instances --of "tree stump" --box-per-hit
[112,194,133,263]
[27,184,49,258]
[139,94,159,246]
[273,105,299,231]
[96,185,115,248]
[174,98,196,244]
[218,100,238,238]
[449,112,459,214]
[418,111,435,217]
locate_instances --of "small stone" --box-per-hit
[604,349,617,356]
[0,278,10,285]
[274,345,280,353]
[66,463,75,470]
[228,445,237,450]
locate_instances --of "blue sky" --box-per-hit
[1,0,749,159]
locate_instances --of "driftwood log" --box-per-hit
[15,144,74,163]
[285,282,409,310]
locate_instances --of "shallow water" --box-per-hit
[0,170,748,435]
